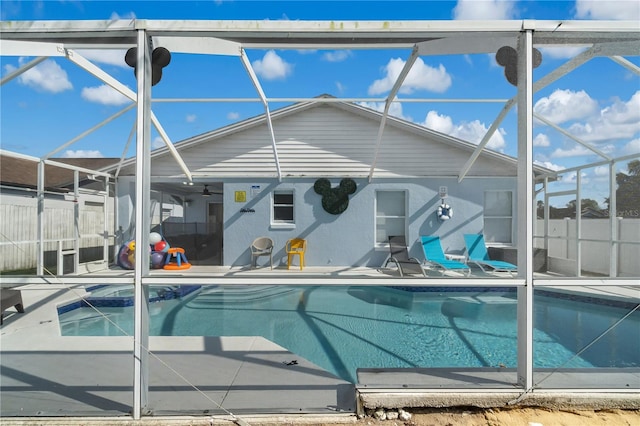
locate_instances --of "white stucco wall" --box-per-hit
[223,177,517,268]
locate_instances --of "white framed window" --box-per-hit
[375,190,406,245]
[272,189,295,227]
[484,190,513,244]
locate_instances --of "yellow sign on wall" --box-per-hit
[235,191,246,202]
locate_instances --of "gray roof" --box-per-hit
[0,155,118,191]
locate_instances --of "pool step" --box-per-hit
[441,295,516,319]
[187,286,299,306]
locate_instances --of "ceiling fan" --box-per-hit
[201,185,212,197]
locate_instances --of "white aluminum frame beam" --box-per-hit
[43,104,136,159]
[0,41,193,182]
[0,56,47,86]
[534,152,639,180]
[64,49,194,182]
[0,39,65,57]
[416,35,516,56]
[115,122,138,178]
[36,160,45,276]
[610,55,640,75]
[153,36,241,56]
[609,163,618,277]
[458,45,600,182]
[516,29,535,391]
[368,45,420,182]
[152,97,509,103]
[132,29,152,420]
[240,48,282,181]
[533,113,611,160]
[457,98,517,182]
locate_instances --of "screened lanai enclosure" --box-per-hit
[0,19,638,421]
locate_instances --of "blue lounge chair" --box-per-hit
[385,235,427,277]
[420,236,470,276]
[463,234,517,274]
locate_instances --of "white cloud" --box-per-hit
[357,101,411,121]
[227,111,240,120]
[550,145,593,158]
[62,150,104,158]
[423,110,453,133]
[368,57,451,95]
[110,12,136,20]
[422,110,507,152]
[534,160,564,171]
[559,170,589,185]
[17,59,72,93]
[76,49,128,67]
[534,133,551,147]
[186,114,197,123]
[335,81,346,94]
[252,50,292,80]
[601,91,640,125]
[81,84,131,106]
[534,89,598,124]
[567,91,640,143]
[453,0,516,19]
[594,165,609,177]
[152,136,165,150]
[322,50,352,62]
[575,0,640,20]
[622,138,640,155]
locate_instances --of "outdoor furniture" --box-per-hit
[251,237,274,269]
[384,235,426,277]
[420,235,471,276]
[1,289,25,325]
[286,238,306,270]
[464,234,517,275]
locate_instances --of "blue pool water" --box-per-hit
[58,285,640,383]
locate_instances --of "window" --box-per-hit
[484,190,513,244]
[375,191,406,244]
[273,190,294,225]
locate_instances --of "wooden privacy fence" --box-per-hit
[0,202,114,273]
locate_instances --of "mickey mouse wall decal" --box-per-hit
[125,45,171,86]
[495,45,542,86]
[314,178,357,215]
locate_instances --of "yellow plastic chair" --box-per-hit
[286,238,306,270]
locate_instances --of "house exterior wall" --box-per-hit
[223,176,517,268]
[113,103,527,267]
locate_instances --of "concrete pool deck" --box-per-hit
[0,284,355,416]
[1,280,638,419]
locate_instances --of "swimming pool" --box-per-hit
[58,285,640,383]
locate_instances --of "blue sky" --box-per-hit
[1,0,639,207]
